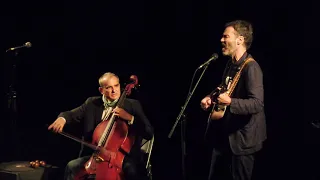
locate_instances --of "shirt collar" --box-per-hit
[232,52,248,66]
[102,95,118,108]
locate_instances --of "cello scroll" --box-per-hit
[124,75,140,96]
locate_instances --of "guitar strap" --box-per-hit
[204,56,255,139]
[227,57,255,97]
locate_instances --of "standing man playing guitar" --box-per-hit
[200,20,267,180]
[48,72,154,180]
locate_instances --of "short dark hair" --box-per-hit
[225,20,253,50]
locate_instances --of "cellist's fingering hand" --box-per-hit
[48,117,66,133]
[112,107,133,121]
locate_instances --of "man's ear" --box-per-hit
[238,36,244,45]
[98,87,103,94]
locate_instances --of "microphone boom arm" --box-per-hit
[6,42,32,52]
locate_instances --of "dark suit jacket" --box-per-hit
[58,96,154,160]
[209,52,267,155]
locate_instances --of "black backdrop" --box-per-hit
[1,1,310,180]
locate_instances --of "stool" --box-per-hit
[0,161,59,180]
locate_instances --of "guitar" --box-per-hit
[209,57,255,120]
[209,77,232,120]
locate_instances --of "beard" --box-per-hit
[221,43,236,56]
[222,47,232,56]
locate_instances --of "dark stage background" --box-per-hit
[1,1,305,180]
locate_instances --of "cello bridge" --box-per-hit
[94,155,105,162]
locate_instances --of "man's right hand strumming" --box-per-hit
[201,96,212,111]
[48,117,66,133]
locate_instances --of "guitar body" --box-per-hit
[210,104,227,120]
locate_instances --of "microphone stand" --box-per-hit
[168,63,211,180]
[7,51,19,113]
[180,113,187,180]
[6,49,20,161]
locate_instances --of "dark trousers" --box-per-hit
[64,155,148,180]
[208,148,255,180]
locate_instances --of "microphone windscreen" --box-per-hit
[211,53,218,59]
[25,42,32,48]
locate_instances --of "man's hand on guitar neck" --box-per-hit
[214,86,231,106]
[201,90,231,111]
[217,92,231,106]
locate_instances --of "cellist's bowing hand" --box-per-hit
[112,107,133,121]
[48,117,66,133]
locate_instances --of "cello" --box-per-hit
[84,75,139,180]
[51,75,139,180]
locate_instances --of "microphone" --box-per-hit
[197,53,219,69]
[6,42,32,52]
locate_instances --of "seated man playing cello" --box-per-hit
[48,72,154,180]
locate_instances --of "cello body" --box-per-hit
[84,119,135,180]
